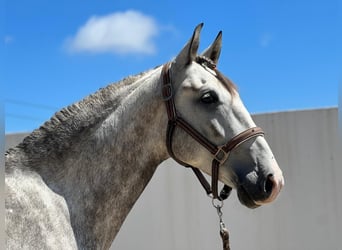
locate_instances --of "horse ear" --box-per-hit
[201,31,222,64]
[174,23,203,67]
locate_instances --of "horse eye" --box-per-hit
[200,91,218,104]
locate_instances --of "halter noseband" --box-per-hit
[161,62,265,200]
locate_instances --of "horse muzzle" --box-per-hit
[237,168,284,209]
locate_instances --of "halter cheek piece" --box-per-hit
[161,62,265,200]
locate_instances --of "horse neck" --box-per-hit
[21,66,170,249]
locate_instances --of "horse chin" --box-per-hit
[236,186,260,209]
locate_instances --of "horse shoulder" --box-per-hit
[5,167,78,250]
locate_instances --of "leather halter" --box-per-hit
[161,62,265,200]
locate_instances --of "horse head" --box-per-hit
[166,23,284,208]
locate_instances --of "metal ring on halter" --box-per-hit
[212,197,224,209]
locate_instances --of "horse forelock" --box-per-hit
[195,55,237,96]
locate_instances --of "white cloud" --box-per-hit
[65,10,159,55]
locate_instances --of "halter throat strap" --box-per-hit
[161,62,264,200]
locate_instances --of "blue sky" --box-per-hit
[3,0,339,133]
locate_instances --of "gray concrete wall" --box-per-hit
[5,108,341,250]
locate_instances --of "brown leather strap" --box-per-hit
[176,117,218,154]
[211,160,220,198]
[191,167,212,195]
[222,127,264,153]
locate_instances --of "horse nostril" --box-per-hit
[254,173,282,205]
[264,174,274,194]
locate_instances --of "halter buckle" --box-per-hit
[162,83,173,101]
[214,147,230,165]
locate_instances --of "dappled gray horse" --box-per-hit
[6,24,284,249]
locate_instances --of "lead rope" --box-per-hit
[212,199,230,250]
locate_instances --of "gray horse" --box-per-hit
[5,24,284,249]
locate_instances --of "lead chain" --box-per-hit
[212,198,230,250]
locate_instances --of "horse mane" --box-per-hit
[8,69,153,159]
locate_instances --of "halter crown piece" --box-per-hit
[161,61,265,201]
